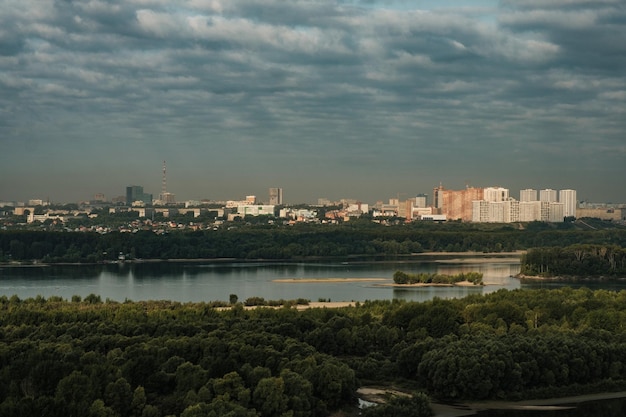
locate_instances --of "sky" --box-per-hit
[1,0,625,205]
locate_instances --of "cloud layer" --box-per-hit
[1,0,625,203]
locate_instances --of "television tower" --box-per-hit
[162,160,167,197]
[159,160,175,204]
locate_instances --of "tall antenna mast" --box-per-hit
[162,160,167,196]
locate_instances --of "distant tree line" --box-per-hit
[521,244,626,277]
[4,288,626,415]
[2,222,626,263]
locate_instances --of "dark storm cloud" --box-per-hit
[0,0,624,203]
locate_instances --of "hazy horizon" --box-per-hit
[2,0,625,204]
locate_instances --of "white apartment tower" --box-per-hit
[484,187,509,202]
[559,189,577,218]
[520,189,537,202]
[519,201,541,221]
[540,189,558,202]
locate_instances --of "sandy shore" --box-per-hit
[296,301,356,309]
[358,386,626,416]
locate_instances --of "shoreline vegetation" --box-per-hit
[0,251,525,267]
[393,270,484,286]
[521,244,626,278]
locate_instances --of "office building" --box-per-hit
[269,188,283,205]
[126,186,152,206]
[415,194,428,208]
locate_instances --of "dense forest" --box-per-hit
[2,222,626,263]
[3,288,626,416]
[521,244,626,277]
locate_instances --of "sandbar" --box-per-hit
[272,278,389,283]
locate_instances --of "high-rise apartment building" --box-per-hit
[540,189,558,202]
[559,189,577,218]
[484,187,509,202]
[519,201,541,221]
[433,184,444,210]
[269,188,283,205]
[414,194,428,208]
[472,200,520,223]
[520,189,537,202]
[441,187,484,221]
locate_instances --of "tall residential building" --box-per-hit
[415,194,428,208]
[441,187,484,221]
[472,200,519,223]
[520,189,537,202]
[269,188,283,205]
[519,201,541,221]
[472,200,489,223]
[126,186,152,206]
[559,189,577,218]
[433,184,444,210]
[540,189,558,202]
[484,187,509,202]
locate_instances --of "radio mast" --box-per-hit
[162,160,167,197]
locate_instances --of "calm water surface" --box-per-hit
[3,256,626,303]
[0,257,525,302]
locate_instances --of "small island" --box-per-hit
[392,270,483,286]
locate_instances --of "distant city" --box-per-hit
[2,181,625,228]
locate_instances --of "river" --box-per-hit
[0,256,525,302]
[3,256,626,303]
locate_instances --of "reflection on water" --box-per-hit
[0,258,523,302]
[8,257,624,304]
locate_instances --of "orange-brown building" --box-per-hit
[439,186,484,221]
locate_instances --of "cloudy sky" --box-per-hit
[1,0,625,204]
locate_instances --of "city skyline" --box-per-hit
[1,1,625,204]
[2,183,592,208]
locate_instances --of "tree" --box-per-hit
[253,377,288,417]
[105,377,133,417]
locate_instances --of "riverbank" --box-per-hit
[517,273,626,281]
[432,391,626,417]
[0,251,524,267]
